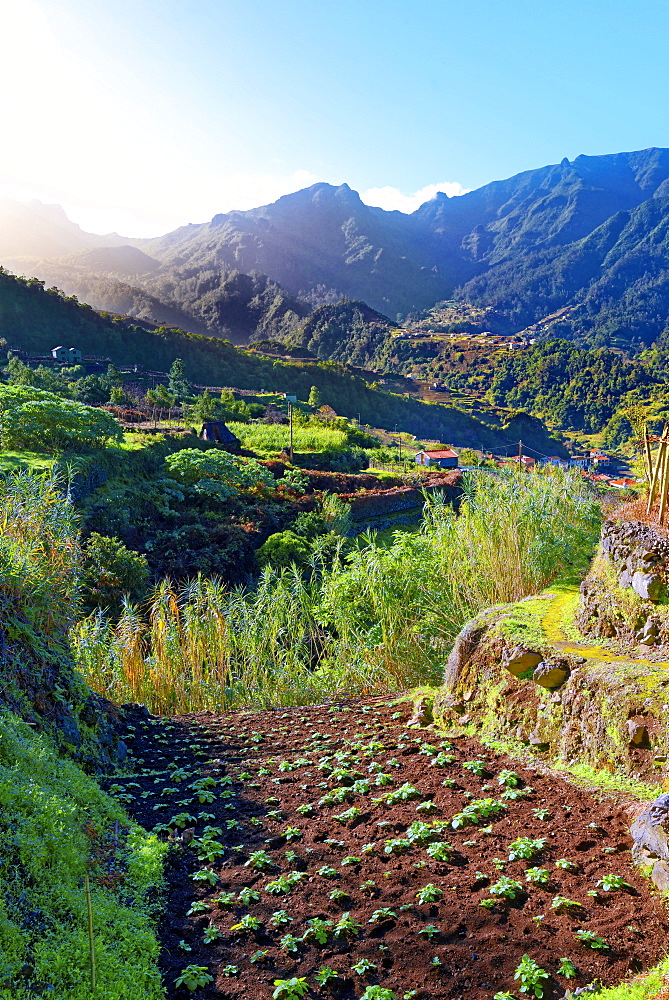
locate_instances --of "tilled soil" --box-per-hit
[104,697,669,1000]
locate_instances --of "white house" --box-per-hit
[51,346,82,362]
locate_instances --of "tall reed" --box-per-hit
[73,468,601,714]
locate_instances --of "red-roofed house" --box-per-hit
[414,448,459,469]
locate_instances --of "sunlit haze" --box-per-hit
[2,0,669,236]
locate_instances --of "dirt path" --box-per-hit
[105,698,669,1000]
[541,585,669,670]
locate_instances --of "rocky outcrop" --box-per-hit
[630,793,669,890]
[433,595,669,784]
[600,518,669,603]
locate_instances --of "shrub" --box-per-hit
[165,448,275,501]
[257,531,312,570]
[81,533,150,615]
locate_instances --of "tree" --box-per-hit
[308,385,322,408]
[168,358,190,399]
[0,386,124,452]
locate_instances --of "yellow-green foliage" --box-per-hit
[592,959,669,1000]
[227,420,348,456]
[0,711,167,999]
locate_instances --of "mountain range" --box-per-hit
[5,147,669,350]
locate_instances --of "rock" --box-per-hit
[533,661,569,690]
[443,620,487,690]
[652,860,669,891]
[632,571,665,602]
[407,696,433,728]
[528,732,549,749]
[630,792,669,864]
[116,739,128,762]
[619,568,632,589]
[626,721,648,746]
[501,646,543,677]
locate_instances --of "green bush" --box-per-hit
[81,533,150,615]
[165,448,275,501]
[257,531,312,570]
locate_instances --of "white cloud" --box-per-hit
[361,181,469,214]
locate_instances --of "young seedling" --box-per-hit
[352,959,377,975]
[575,929,610,951]
[304,917,333,943]
[418,924,440,939]
[333,911,362,938]
[317,865,339,879]
[416,883,443,904]
[186,901,210,915]
[245,850,274,870]
[316,967,341,985]
[508,837,546,862]
[212,892,236,909]
[497,769,521,787]
[513,955,550,998]
[369,908,397,923]
[279,933,301,953]
[191,869,219,886]
[230,914,262,932]
[596,874,632,892]
[525,868,550,885]
[554,858,577,871]
[174,965,214,991]
[463,760,487,776]
[426,841,453,862]
[557,958,577,979]
[237,887,261,905]
[202,925,222,944]
[489,877,524,900]
[360,989,398,1000]
[222,964,238,976]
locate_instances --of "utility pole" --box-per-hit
[518,439,523,471]
[289,402,294,462]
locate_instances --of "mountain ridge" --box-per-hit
[6,147,669,348]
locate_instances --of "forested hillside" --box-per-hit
[0,268,566,452]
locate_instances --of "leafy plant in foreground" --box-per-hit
[514,955,550,998]
[272,979,309,1000]
[174,965,214,990]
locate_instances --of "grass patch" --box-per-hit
[0,711,167,999]
[0,450,54,473]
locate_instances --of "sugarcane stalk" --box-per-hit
[644,427,653,482]
[647,432,667,516]
[659,438,669,526]
[85,874,96,990]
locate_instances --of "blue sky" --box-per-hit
[2,0,668,235]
